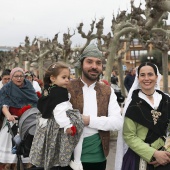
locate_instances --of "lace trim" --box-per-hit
[139,158,147,170]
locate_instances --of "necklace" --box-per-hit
[141,90,155,96]
[151,110,162,125]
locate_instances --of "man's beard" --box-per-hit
[82,69,101,81]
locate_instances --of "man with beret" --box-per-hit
[60,44,123,170]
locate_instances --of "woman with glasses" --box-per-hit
[0,67,38,170]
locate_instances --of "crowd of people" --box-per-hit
[0,43,170,170]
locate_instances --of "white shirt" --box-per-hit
[0,81,3,89]
[53,101,73,131]
[139,91,162,110]
[81,80,123,138]
[33,80,42,93]
[39,101,73,131]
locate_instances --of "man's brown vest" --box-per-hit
[67,78,111,156]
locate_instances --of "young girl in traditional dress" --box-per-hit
[29,62,84,170]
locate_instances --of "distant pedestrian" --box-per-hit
[124,68,136,92]
[33,74,44,89]
[25,71,42,93]
[111,70,118,85]
[0,69,11,89]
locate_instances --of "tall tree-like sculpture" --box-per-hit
[2,0,170,93]
[146,29,170,92]
[104,0,170,93]
[77,18,105,53]
[62,28,75,62]
[30,38,53,80]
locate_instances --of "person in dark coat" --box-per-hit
[124,68,136,92]
[111,70,118,85]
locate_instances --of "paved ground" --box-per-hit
[106,139,116,170]
[0,139,117,170]
[105,104,124,170]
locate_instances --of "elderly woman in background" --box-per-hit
[25,71,42,93]
[115,62,170,170]
[0,67,38,170]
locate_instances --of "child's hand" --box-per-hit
[66,126,77,136]
[66,128,72,135]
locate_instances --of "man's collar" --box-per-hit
[80,77,97,87]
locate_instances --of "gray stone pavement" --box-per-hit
[105,104,124,170]
[106,139,116,170]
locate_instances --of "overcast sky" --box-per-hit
[0,0,158,47]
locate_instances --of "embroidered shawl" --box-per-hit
[125,89,170,143]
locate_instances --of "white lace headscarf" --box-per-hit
[115,63,162,170]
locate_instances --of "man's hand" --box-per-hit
[82,115,90,126]
[66,128,72,135]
